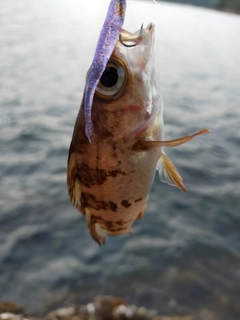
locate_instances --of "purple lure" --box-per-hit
[84,0,127,142]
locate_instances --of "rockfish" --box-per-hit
[67,0,209,245]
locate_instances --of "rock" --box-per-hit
[45,306,76,320]
[78,295,126,320]
[0,296,213,320]
[0,313,29,320]
[0,303,24,315]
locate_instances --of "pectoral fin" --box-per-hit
[133,129,210,151]
[157,152,187,192]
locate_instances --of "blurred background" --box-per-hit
[157,0,240,12]
[0,0,240,319]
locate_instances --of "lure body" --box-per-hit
[67,1,209,245]
[84,0,126,141]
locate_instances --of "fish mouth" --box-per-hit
[119,23,155,48]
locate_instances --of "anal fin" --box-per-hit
[157,153,187,192]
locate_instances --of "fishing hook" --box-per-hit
[119,33,138,47]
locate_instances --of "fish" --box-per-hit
[67,0,210,245]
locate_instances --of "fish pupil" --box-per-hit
[100,67,118,88]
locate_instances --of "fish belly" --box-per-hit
[68,128,160,243]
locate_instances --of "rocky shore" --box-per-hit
[0,296,216,320]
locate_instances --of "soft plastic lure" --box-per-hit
[84,0,127,142]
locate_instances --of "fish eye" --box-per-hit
[95,58,127,100]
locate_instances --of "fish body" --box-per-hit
[68,24,163,244]
[67,1,209,245]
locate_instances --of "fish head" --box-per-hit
[91,23,163,141]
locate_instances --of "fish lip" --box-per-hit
[147,23,155,32]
